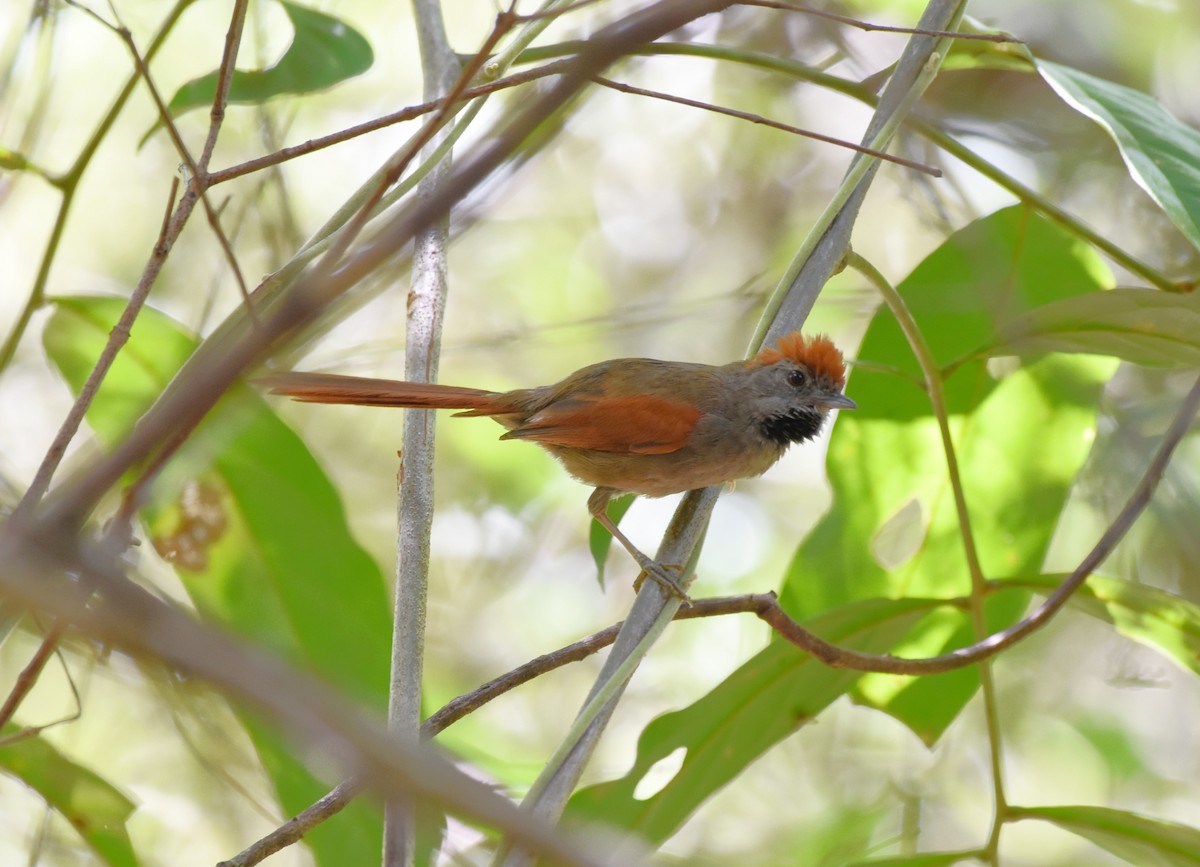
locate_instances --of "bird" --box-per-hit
[260,332,855,598]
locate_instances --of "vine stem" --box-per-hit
[851,250,1006,862]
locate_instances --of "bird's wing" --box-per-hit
[499,393,700,454]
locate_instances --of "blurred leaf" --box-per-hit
[1039,60,1200,252]
[988,288,1200,366]
[1013,805,1200,866]
[781,206,1114,741]
[43,296,389,867]
[1015,574,1200,676]
[143,2,372,142]
[846,852,980,867]
[1074,719,1146,784]
[42,297,196,440]
[797,803,890,866]
[589,494,634,587]
[0,725,139,867]
[0,146,29,171]
[564,596,933,847]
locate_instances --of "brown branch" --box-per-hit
[18,0,250,518]
[104,13,260,327]
[0,622,66,730]
[217,779,363,867]
[592,75,941,176]
[513,0,609,23]
[0,610,84,742]
[745,0,1021,42]
[320,9,519,274]
[206,59,573,187]
[199,0,249,171]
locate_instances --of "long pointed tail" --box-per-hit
[258,371,501,411]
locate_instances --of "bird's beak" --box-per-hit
[819,393,857,411]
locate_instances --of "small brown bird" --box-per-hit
[261,332,854,597]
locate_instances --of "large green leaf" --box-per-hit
[144,2,372,141]
[1039,60,1200,252]
[0,725,139,867]
[1012,805,1200,866]
[988,288,1200,366]
[781,206,1114,742]
[43,295,390,867]
[564,596,935,849]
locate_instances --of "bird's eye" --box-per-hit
[787,369,807,388]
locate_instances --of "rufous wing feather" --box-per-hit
[500,394,700,454]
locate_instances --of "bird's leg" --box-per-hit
[587,489,691,604]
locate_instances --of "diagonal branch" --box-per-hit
[592,74,941,175]
[500,6,970,866]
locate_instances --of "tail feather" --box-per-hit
[258,372,500,411]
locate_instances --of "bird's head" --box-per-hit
[742,333,856,445]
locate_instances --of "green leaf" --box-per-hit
[1012,805,1200,866]
[781,207,1115,742]
[0,726,139,867]
[941,16,1029,73]
[989,288,1200,366]
[564,596,933,848]
[0,146,29,171]
[1015,574,1200,677]
[589,494,634,587]
[43,295,389,867]
[1039,60,1200,252]
[144,2,372,141]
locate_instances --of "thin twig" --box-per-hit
[745,0,1020,42]
[512,0,608,24]
[316,10,518,276]
[0,622,66,729]
[593,75,941,176]
[206,60,573,187]
[18,0,248,519]
[217,779,363,867]
[197,0,248,171]
[103,11,260,325]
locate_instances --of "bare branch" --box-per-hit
[593,75,941,176]
[746,0,1020,42]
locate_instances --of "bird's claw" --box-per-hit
[633,560,692,606]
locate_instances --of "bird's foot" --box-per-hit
[633,559,692,606]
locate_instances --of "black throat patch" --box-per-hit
[760,408,826,446]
